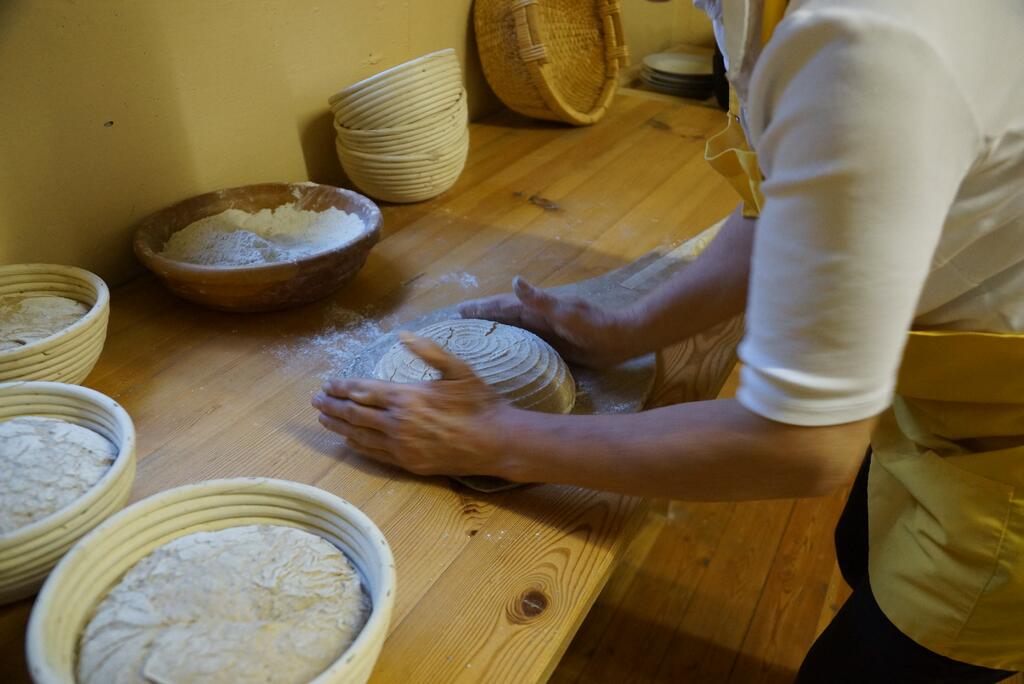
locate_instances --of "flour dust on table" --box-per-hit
[269,304,395,379]
[160,203,365,266]
[0,295,89,351]
[374,318,576,413]
[0,416,115,534]
[78,524,370,684]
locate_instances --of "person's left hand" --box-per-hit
[312,332,509,477]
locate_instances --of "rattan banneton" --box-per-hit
[474,0,629,126]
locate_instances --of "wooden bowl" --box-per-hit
[27,478,396,684]
[0,264,109,384]
[0,381,136,604]
[133,182,382,312]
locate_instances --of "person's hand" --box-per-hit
[312,332,510,477]
[457,276,635,368]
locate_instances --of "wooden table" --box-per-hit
[0,93,740,682]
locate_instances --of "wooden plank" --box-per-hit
[569,500,737,683]
[729,491,850,683]
[549,370,849,683]
[0,599,32,684]
[371,488,649,684]
[814,552,853,639]
[547,510,666,684]
[651,499,795,683]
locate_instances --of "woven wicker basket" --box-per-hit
[474,0,628,126]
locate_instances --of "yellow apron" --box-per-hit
[703,0,788,218]
[708,2,1024,670]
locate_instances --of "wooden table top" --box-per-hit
[1,92,738,683]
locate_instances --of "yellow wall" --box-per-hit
[621,0,715,59]
[0,1,712,286]
[0,0,497,285]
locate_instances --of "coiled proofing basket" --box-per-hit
[27,478,396,684]
[474,0,628,125]
[0,381,136,604]
[0,264,109,384]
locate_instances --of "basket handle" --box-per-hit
[508,0,625,125]
[513,0,628,70]
[512,0,549,65]
[601,0,629,70]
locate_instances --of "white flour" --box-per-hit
[437,271,479,289]
[269,305,392,378]
[161,204,365,266]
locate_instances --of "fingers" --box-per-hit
[399,332,475,380]
[346,441,398,466]
[317,412,391,451]
[321,377,396,408]
[313,392,395,433]
[458,294,523,323]
[513,276,559,318]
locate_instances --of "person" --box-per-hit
[312,0,1024,679]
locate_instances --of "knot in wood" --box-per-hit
[507,588,549,624]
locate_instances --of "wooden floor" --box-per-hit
[550,369,852,683]
[552,375,1024,683]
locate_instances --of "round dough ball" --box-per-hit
[0,295,90,351]
[78,525,371,684]
[0,416,116,534]
[374,318,576,413]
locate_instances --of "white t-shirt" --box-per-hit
[730,0,1024,426]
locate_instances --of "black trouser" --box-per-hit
[795,454,1018,683]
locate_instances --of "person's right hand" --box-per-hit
[457,276,637,368]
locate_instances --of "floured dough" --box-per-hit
[0,416,116,534]
[0,295,90,351]
[374,318,576,413]
[78,524,371,684]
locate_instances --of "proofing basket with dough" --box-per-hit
[0,381,136,604]
[0,264,110,384]
[26,477,396,684]
[473,0,629,125]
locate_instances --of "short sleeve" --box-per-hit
[735,9,980,426]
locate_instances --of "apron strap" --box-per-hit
[704,1,790,218]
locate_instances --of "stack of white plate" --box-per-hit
[329,49,468,204]
[641,52,714,100]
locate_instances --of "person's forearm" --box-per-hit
[617,207,754,356]
[485,400,872,501]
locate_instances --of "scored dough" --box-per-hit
[78,524,371,684]
[0,294,90,351]
[0,416,116,534]
[374,318,576,413]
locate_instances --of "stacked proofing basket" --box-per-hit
[330,49,469,203]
